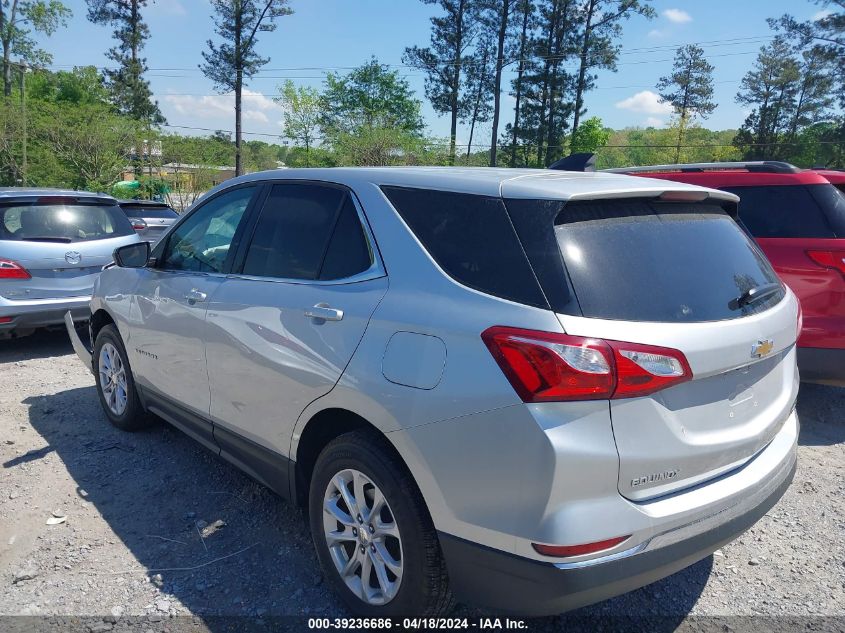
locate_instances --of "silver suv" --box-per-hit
[67,168,799,617]
[0,189,139,338]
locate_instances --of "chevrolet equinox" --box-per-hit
[66,168,799,616]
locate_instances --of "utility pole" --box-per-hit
[18,61,27,186]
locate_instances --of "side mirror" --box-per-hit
[114,242,150,268]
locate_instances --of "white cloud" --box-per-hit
[812,9,833,21]
[615,90,674,115]
[162,89,282,126]
[647,28,666,39]
[663,8,692,23]
[643,117,666,128]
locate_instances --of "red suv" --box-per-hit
[814,168,845,193]
[606,161,845,386]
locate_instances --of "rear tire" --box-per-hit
[93,324,152,431]
[309,430,453,617]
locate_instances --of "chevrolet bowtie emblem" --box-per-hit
[751,339,774,358]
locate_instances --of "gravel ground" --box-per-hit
[0,331,843,631]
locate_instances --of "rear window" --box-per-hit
[723,184,845,238]
[381,186,548,308]
[553,199,784,322]
[0,201,135,243]
[120,205,178,219]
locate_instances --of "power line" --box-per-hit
[42,34,776,77]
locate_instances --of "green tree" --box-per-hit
[201,0,293,176]
[404,0,480,164]
[276,79,321,166]
[482,0,516,166]
[320,59,426,167]
[27,65,110,105]
[86,0,162,123]
[0,0,71,96]
[772,2,844,107]
[36,100,139,190]
[507,0,534,166]
[321,58,424,139]
[569,115,610,153]
[569,0,655,148]
[657,44,716,162]
[734,37,800,160]
[462,37,494,161]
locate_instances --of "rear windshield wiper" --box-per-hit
[729,282,782,311]
[19,236,73,243]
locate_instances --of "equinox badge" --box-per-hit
[751,339,774,358]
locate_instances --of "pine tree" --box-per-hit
[201,0,293,176]
[462,38,494,161]
[403,0,479,164]
[734,37,799,160]
[657,44,716,163]
[569,0,655,147]
[87,0,162,123]
[508,0,534,166]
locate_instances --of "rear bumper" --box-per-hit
[439,412,798,616]
[0,295,91,331]
[797,347,845,386]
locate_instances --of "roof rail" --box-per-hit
[604,161,801,175]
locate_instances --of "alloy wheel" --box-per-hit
[98,342,128,416]
[322,468,403,605]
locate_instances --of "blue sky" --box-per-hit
[40,0,829,146]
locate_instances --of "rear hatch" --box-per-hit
[504,190,799,501]
[0,198,137,300]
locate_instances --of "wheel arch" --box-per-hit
[89,308,116,344]
[293,407,414,509]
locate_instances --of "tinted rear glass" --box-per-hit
[381,186,548,309]
[242,183,346,280]
[121,205,178,219]
[0,202,134,242]
[723,184,845,238]
[556,199,784,322]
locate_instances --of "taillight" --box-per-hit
[607,340,692,398]
[481,326,692,402]
[0,258,30,280]
[806,250,845,277]
[481,327,614,401]
[129,218,147,230]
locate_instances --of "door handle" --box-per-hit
[185,289,208,305]
[304,304,344,322]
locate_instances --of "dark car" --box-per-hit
[118,199,178,244]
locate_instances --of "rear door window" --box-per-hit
[552,199,784,322]
[723,185,844,238]
[0,202,134,242]
[242,183,373,281]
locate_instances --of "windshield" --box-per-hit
[0,202,135,243]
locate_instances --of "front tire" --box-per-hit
[309,430,453,617]
[93,324,152,431]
